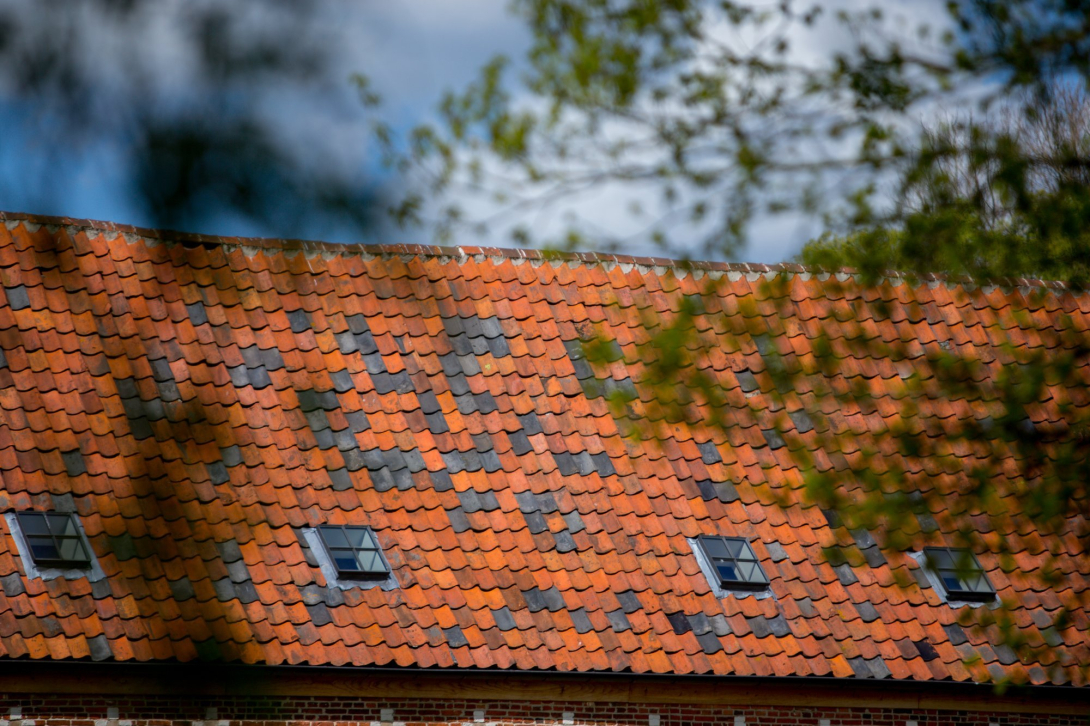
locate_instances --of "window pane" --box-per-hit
[345,527,373,549]
[966,575,990,592]
[356,550,386,573]
[320,527,349,548]
[57,537,88,562]
[28,537,60,561]
[941,573,963,591]
[736,561,757,582]
[927,549,954,568]
[18,513,49,535]
[725,539,746,558]
[701,538,729,559]
[716,563,738,582]
[735,542,758,561]
[48,514,78,538]
[333,554,359,571]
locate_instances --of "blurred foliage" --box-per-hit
[389,0,1090,685]
[0,0,377,235]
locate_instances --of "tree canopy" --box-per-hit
[385,0,1090,684]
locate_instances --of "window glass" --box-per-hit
[924,547,995,601]
[15,512,92,568]
[317,525,389,580]
[697,536,769,589]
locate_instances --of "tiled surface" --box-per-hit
[0,216,1086,684]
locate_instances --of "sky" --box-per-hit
[0,1,947,264]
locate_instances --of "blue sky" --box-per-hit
[0,1,943,263]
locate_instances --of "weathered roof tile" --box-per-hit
[0,215,1082,686]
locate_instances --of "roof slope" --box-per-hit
[0,213,1086,685]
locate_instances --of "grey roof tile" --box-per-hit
[517,412,543,436]
[168,576,196,602]
[789,409,814,433]
[834,563,859,586]
[61,450,86,477]
[765,541,788,561]
[206,460,230,485]
[239,345,262,369]
[287,309,311,332]
[761,428,786,450]
[541,587,566,612]
[473,390,498,413]
[509,430,533,455]
[866,657,892,679]
[553,530,577,553]
[429,469,454,491]
[185,301,209,325]
[592,452,615,477]
[768,614,791,637]
[443,624,468,648]
[667,612,692,634]
[226,559,251,584]
[606,609,631,632]
[687,612,712,636]
[212,578,237,602]
[87,634,112,662]
[552,452,578,476]
[524,510,548,534]
[0,573,25,596]
[335,331,359,354]
[616,590,642,613]
[943,623,968,645]
[328,468,353,491]
[355,331,378,354]
[220,445,243,467]
[216,539,243,563]
[346,313,370,334]
[562,510,585,533]
[480,317,504,339]
[306,602,334,627]
[369,466,395,491]
[696,631,723,654]
[697,441,722,464]
[447,507,471,533]
[848,657,871,678]
[487,336,511,358]
[492,606,516,631]
[708,614,732,636]
[424,410,450,433]
[522,588,546,612]
[260,347,285,371]
[457,489,482,513]
[570,608,593,634]
[345,410,370,433]
[247,365,272,389]
[417,390,442,414]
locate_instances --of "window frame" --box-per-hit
[695,535,770,591]
[14,512,93,569]
[923,547,996,602]
[315,525,390,581]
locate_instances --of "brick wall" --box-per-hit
[0,696,1086,726]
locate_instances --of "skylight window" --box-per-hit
[924,547,995,602]
[695,536,769,590]
[15,512,93,568]
[316,525,389,580]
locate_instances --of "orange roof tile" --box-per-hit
[0,212,1085,687]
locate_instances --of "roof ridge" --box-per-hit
[0,209,1069,290]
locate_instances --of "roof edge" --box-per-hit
[0,661,1086,713]
[0,209,1070,290]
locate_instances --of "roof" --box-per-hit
[0,212,1086,686]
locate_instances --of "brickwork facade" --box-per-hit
[0,696,1087,726]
